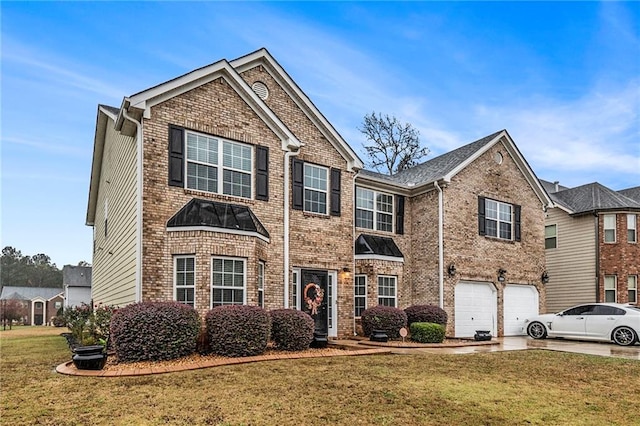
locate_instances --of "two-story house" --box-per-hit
[541,180,640,312]
[87,48,551,338]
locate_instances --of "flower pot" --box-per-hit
[72,345,108,370]
[370,329,388,342]
[73,345,105,356]
[310,331,328,348]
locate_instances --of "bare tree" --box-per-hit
[358,112,429,175]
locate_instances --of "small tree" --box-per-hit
[1,299,27,330]
[359,112,429,175]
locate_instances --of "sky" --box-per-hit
[1,1,639,269]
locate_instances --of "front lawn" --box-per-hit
[1,327,638,425]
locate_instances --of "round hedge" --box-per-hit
[404,304,448,327]
[361,305,407,338]
[110,302,201,362]
[270,309,314,351]
[206,305,271,357]
[410,322,445,343]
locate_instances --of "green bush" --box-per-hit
[404,305,448,327]
[361,305,407,338]
[110,302,200,362]
[206,305,270,357]
[270,309,314,351]
[410,322,445,343]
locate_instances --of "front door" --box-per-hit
[301,270,328,335]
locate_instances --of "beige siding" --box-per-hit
[544,208,596,312]
[92,117,138,306]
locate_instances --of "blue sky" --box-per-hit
[1,2,639,269]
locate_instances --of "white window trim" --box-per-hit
[355,186,394,232]
[303,163,329,215]
[211,256,247,308]
[377,275,397,307]
[328,270,338,337]
[604,275,617,303]
[354,275,367,318]
[292,269,300,310]
[627,214,637,243]
[185,130,254,199]
[545,224,558,249]
[173,255,196,308]
[604,214,616,243]
[628,275,637,304]
[258,261,265,308]
[485,199,513,240]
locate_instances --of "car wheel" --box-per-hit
[612,326,637,346]
[527,322,547,339]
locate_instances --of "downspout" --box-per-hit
[122,108,143,302]
[352,169,360,336]
[594,213,600,302]
[434,181,444,309]
[283,148,301,308]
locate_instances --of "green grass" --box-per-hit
[1,327,639,425]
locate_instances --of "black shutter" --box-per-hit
[255,146,269,201]
[330,168,341,216]
[395,195,405,235]
[514,204,522,242]
[478,196,486,236]
[168,125,184,187]
[292,158,304,210]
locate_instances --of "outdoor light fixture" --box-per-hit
[342,267,351,273]
[497,268,507,283]
[447,264,457,277]
[541,271,549,284]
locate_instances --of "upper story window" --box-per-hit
[303,163,328,214]
[186,132,252,198]
[545,224,557,249]
[604,214,616,243]
[356,187,393,232]
[478,197,521,241]
[174,256,195,308]
[627,214,637,243]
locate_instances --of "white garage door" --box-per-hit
[455,281,497,337]
[504,285,539,336]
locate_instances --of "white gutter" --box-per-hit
[434,181,444,309]
[283,148,301,308]
[121,108,143,303]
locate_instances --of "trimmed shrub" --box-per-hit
[110,302,200,362]
[404,304,448,327]
[361,305,407,338]
[410,322,445,343]
[206,305,270,357]
[270,309,314,351]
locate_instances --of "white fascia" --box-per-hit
[354,254,404,263]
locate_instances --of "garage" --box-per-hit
[503,284,539,336]
[454,281,497,337]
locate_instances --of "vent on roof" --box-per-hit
[251,81,269,100]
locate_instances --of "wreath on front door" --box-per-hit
[303,283,324,315]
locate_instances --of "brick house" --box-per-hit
[0,286,64,325]
[541,180,640,312]
[87,48,550,338]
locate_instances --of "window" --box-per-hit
[212,257,245,307]
[354,275,367,317]
[629,276,637,304]
[628,214,637,243]
[486,199,512,240]
[258,261,265,308]
[186,131,252,198]
[604,214,616,243]
[303,163,328,214]
[292,270,299,309]
[377,276,397,307]
[355,187,393,232]
[545,224,557,249]
[55,301,62,309]
[174,256,195,308]
[604,276,617,303]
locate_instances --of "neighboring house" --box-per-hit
[62,265,92,308]
[0,286,64,325]
[541,180,640,312]
[87,48,551,338]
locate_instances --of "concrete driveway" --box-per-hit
[405,336,640,360]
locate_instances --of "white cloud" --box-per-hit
[2,136,91,157]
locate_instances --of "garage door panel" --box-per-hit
[455,282,497,338]
[504,285,539,336]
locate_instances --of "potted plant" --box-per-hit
[370,316,388,342]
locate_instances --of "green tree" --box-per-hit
[1,246,63,288]
[359,112,429,175]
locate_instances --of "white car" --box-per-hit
[526,303,640,346]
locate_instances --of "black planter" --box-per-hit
[72,345,108,370]
[474,330,492,341]
[310,331,328,348]
[370,329,388,342]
